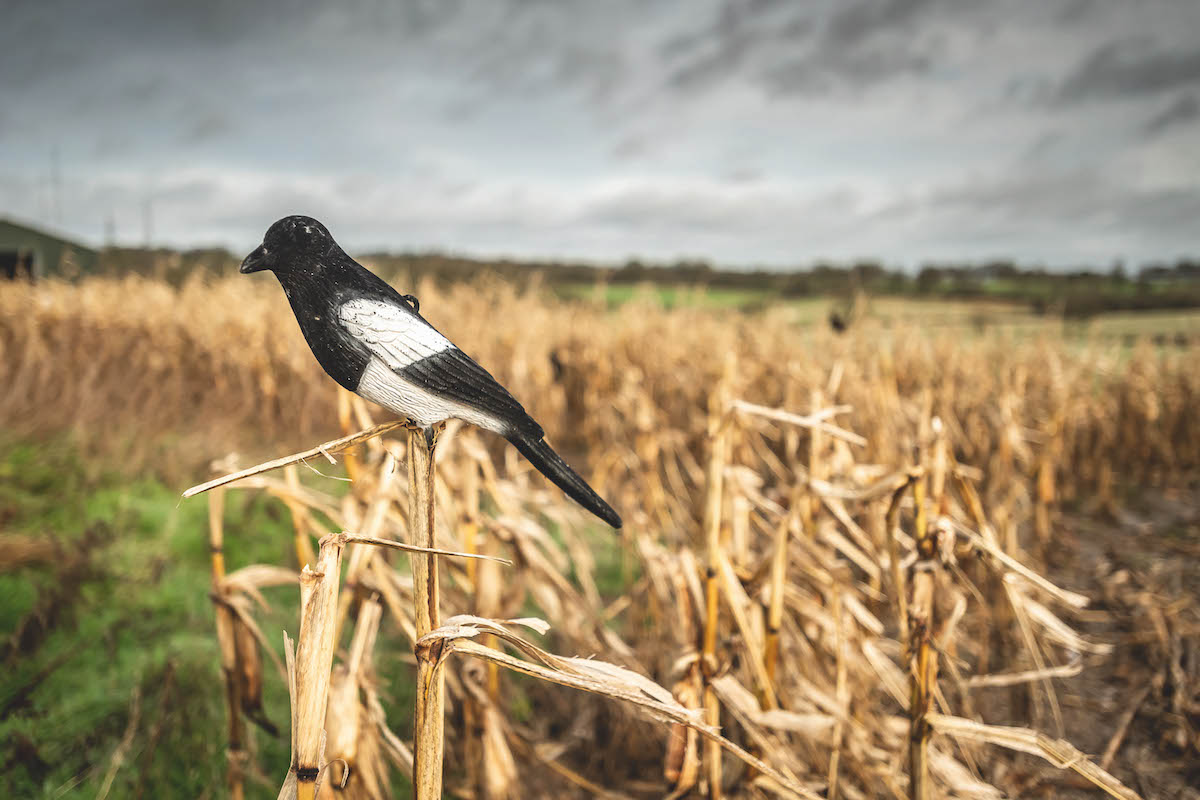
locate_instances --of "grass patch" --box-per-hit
[0,438,350,797]
[553,281,778,310]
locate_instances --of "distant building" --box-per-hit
[0,217,99,280]
[0,249,34,280]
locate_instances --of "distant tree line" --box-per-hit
[95,246,1200,317]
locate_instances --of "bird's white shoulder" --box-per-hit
[337,297,453,369]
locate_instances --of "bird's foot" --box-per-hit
[423,421,446,451]
[402,294,420,312]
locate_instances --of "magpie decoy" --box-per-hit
[241,215,621,528]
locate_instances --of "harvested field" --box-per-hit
[1,275,1198,798]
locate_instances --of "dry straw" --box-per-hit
[98,272,1192,798]
[184,393,1146,799]
[190,420,829,799]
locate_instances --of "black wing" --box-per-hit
[338,297,542,437]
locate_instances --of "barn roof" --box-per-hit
[0,217,99,278]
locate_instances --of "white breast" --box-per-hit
[355,356,505,432]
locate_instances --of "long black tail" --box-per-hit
[507,434,622,529]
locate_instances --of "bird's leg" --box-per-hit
[402,294,420,313]
[397,417,424,435]
[423,422,445,451]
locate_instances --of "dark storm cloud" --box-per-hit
[659,0,984,99]
[0,0,557,103]
[1143,93,1199,135]
[659,1,810,93]
[0,0,1197,264]
[769,0,1003,97]
[1056,0,1101,25]
[0,0,277,85]
[1056,38,1200,102]
[823,0,938,47]
[762,46,933,96]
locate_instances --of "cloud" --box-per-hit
[1056,0,1100,25]
[659,2,809,94]
[824,0,939,47]
[1056,38,1200,102]
[0,0,1197,266]
[877,164,1200,262]
[180,112,232,144]
[762,45,933,96]
[658,0,946,98]
[656,0,1006,101]
[1143,93,1199,135]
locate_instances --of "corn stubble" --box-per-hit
[7,275,1196,798]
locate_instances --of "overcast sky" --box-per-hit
[2,0,1198,268]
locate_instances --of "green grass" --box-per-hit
[553,281,778,311]
[1079,311,1200,337]
[0,435,643,797]
[0,438,420,798]
[552,283,1200,348]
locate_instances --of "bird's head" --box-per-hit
[240,215,337,274]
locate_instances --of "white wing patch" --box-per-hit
[338,297,453,369]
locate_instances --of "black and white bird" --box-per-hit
[240,215,621,529]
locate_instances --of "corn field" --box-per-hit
[2,274,1199,798]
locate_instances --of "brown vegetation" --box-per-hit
[2,274,1195,490]
[3,275,1199,797]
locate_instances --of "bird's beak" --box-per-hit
[240,245,269,274]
